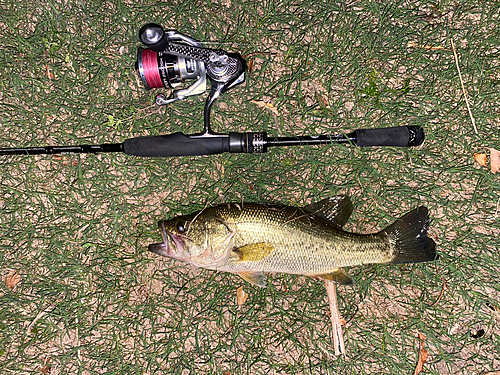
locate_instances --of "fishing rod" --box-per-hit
[0,24,425,158]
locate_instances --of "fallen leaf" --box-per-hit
[40,356,51,374]
[236,286,248,306]
[482,372,500,375]
[490,148,500,174]
[414,332,428,375]
[317,93,329,107]
[407,41,447,50]
[474,153,488,167]
[425,45,446,50]
[250,100,279,116]
[44,65,54,80]
[40,364,51,374]
[247,58,254,73]
[5,271,21,289]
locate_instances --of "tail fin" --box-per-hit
[381,206,437,264]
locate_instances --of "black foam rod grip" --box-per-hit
[353,126,425,147]
[123,132,230,157]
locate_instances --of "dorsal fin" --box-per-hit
[303,195,353,227]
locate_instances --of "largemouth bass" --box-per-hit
[149,196,437,287]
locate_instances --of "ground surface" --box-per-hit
[0,1,499,374]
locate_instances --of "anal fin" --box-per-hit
[311,268,353,285]
[237,271,266,287]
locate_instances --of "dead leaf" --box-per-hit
[247,58,254,73]
[317,93,329,107]
[414,332,428,375]
[44,65,54,80]
[407,41,447,50]
[482,372,500,375]
[40,356,51,374]
[236,286,248,306]
[250,100,279,116]
[474,153,488,167]
[490,148,500,174]
[5,271,21,289]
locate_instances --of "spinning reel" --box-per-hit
[136,24,246,135]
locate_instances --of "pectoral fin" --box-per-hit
[312,268,354,285]
[237,271,266,287]
[233,243,274,262]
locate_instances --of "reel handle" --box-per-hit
[123,133,230,157]
[122,132,262,157]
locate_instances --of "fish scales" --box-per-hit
[208,204,394,276]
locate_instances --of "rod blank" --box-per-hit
[0,126,424,157]
[0,143,124,156]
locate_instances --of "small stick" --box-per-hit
[242,52,277,58]
[26,302,57,333]
[451,39,478,134]
[325,280,345,355]
[429,278,448,307]
[75,318,82,363]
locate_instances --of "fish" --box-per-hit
[148,196,437,287]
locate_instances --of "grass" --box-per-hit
[1,0,499,374]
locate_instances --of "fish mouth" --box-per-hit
[148,242,169,256]
[148,221,185,259]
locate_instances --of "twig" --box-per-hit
[451,39,477,134]
[76,318,82,363]
[429,278,448,307]
[26,302,58,333]
[242,52,277,58]
[325,281,345,355]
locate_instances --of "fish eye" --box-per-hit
[176,221,187,233]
